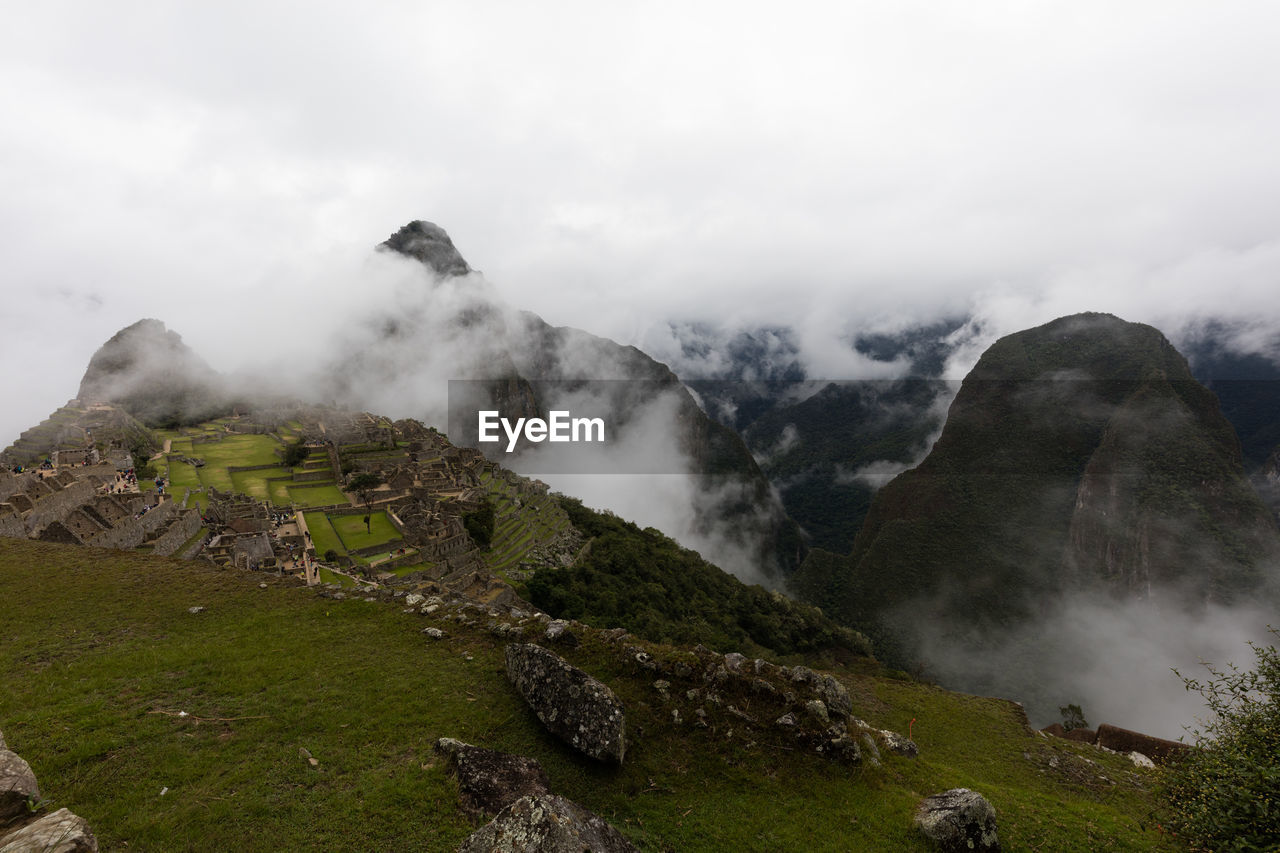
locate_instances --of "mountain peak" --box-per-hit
[77,319,227,427]
[379,220,472,278]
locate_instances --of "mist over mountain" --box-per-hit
[76,319,232,428]
[310,221,806,581]
[654,319,968,552]
[790,312,1280,734]
[1178,321,1280,504]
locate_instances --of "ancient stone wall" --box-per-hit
[151,509,203,557]
[23,479,98,534]
[0,505,25,539]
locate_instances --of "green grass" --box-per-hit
[287,484,348,508]
[189,434,283,468]
[302,512,343,559]
[0,538,1172,852]
[331,512,398,552]
[316,567,355,587]
[230,468,292,501]
[268,480,295,505]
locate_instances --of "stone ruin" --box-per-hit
[0,466,200,559]
[204,532,277,571]
[1040,721,1193,766]
[205,489,273,534]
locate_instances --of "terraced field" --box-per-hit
[480,470,573,576]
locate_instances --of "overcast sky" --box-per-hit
[4,1,1280,446]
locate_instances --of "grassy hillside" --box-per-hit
[0,538,1173,851]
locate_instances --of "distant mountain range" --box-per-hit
[22,223,1280,726]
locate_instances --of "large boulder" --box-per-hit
[435,738,551,817]
[457,793,638,853]
[0,808,98,852]
[0,750,39,824]
[504,644,626,762]
[914,788,1000,852]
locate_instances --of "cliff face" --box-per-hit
[796,313,1280,660]
[1063,381,1273,603]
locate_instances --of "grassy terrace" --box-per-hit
[330,512,399,551]
[480,474,573,575]
[285,484,348,508]
[0,538,1170,852]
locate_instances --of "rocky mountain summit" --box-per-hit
[378,220,473,278]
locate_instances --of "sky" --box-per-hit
[5,0,1280,446]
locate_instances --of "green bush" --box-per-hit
[527,495,872,659]
[1161,629,1280,851]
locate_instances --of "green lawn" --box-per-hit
[287,484,348,508]
[164,461,203,492]
[192,434,282,468]
[302,512,343,559]
[331,512,399,551]
[268,480,295,505]
[230,468,292,501]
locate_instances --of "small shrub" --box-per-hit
[1161,629,1280,852]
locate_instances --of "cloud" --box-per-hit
[5,3,1280,448]
[913,592,1276,741]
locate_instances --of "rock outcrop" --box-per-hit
[458,793,639,853]
[0,749,38,824]
[0,808,97,853]
[914,788,1000,852]
[435,738,551,817]
[0,728,97,852]
[378,220,472,278]
[504,644,626,762]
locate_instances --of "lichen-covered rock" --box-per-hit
[434,739,551,817]
[0,807,98,852]
[1128,751,1155,769]
[914,788,999,852]
[543,620,578,645]
[877,729,919,758]
[805,699,829,725]
[458,793,639,853]
[815,674,852,720]
[817,725,863,764]
[0,749,39,823]
[505,644,626,762]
